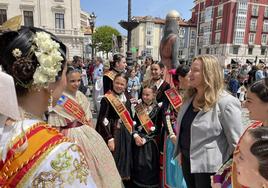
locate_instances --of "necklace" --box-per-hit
[19,108,44,121]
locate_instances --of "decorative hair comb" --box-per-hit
[0,15,22,32]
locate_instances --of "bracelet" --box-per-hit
[108,138,114,142]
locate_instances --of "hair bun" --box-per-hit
[12,57,37,82]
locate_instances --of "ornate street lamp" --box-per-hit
[89,12,96,59]
[119,0,139,68]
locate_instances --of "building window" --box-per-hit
[234,31,245,44]
[146,37,152,46]
[249,33,255,44]
[233,46,239,54]
[191,30,196,38]
[265,7,268,18]
[261,34,268,45]
[250,18,257,31]
[146,48,152,56]
[190,39,195,46]
[263,20,268,32]
[24,11,34,27]
[198,36,203,46]
[206,48,209,54]
[216,19,222,30]
[215,32,221,44]
[217,5,223,17]
[261,48,266,55]
[248,47,253,55]
[179,28,185,37]
[198,49,201,54]
[179,38,184,47]
[146,22,153,36]
[55,13,65,30]
[0,9,7,25]
[236,16,246,29]
[252,5,258,16]
[200,26,204,35]
[200,11,205,23]
[204,25,211,33]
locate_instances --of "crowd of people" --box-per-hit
[0,23,268,188]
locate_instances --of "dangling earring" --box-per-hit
[48,90,53,112]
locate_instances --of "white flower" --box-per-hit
[32,31,64,87]
[150,126,155,131]
[12,48,22,58]
[103,118,109,126]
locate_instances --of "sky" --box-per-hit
[80,0,195,35]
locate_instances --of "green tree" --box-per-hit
[92,25,120,55]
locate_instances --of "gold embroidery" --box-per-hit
[70,145,89,185]
[32,144,89,187]
[51,150,72,171]
[32,171,63,188]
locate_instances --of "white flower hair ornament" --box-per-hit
[32,32,63,87]
[12,48,22,58]
[12,31,64,88]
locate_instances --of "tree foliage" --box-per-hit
[92,25,120,54]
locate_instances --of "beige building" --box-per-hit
[131,16,196,63]
[0,0,89,59]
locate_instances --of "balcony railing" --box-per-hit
[45,28,83,36]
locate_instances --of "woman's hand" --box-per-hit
[170,135,177,145]
[108,139,115,151]
[211,182,222,188]
[177,153,182,165]
[134,135,144,146]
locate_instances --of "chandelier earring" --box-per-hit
[48,90,53,112]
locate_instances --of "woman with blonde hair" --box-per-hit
[174,55,243,188]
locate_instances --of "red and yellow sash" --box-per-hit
[104,70,117,81]
[134,103,154,134]
[105,91,133,134]
[57,95,91,126]
[0,122,68,187]
[164,88,182,112]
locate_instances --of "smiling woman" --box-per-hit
[96,72,134,187]
[212,78,268,188]
[174,55,243,188]
[234,127,268,188]
[48,65,123,188]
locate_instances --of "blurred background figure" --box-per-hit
[92,57,104,112]
[160,10,180,87]
[127,68,140,99]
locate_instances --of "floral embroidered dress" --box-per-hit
[0,119,96,188]
[48,91,122,188]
